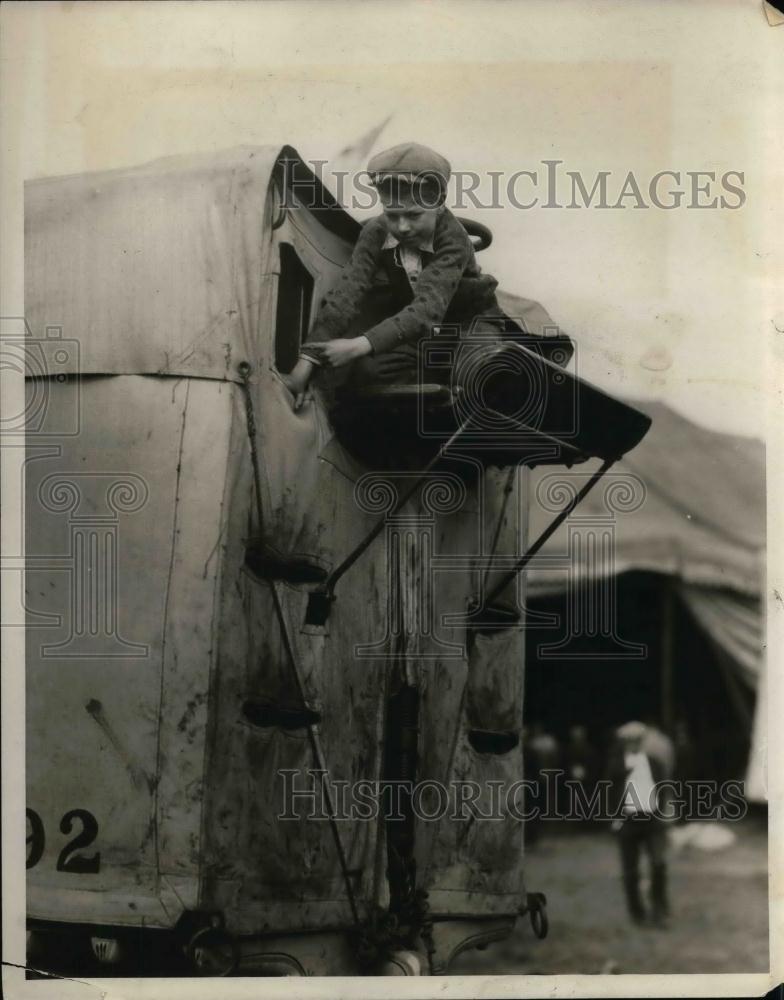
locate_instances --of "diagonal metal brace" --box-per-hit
[482,459,614,609]
[305,416,476,626]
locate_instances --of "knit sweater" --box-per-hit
[308,207,500,355]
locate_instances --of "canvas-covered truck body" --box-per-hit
[24,146,650,976]
[24,146,530,975]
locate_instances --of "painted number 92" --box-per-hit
[26,808,101,874]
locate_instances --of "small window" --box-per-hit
[274,243,314,373]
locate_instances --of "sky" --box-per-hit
[2,0,782,439]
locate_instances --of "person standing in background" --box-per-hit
[608,721,672,928]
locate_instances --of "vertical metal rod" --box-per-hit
[660,577,675,734]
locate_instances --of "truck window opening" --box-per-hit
[274,243,314,374]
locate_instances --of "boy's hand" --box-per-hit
[280,372,307,410]
[307,336,372,369]
[279,357,316,411]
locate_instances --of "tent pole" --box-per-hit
[661,576,675,735]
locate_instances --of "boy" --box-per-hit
[282,142,504,408]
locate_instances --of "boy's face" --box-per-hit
[380,192,442,248]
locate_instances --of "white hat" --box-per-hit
[617,721,647,740]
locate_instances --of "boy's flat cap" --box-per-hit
[368,142,451,185]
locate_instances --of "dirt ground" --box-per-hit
[452,814,769,976]
[27,815,768,979]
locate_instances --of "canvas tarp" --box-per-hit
[25,147,529,945]
[24,145,353,382]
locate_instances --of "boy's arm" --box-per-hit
[307,219,387,341]
[279,356,316,411]
[363,227,472,355]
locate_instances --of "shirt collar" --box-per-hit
[382,232,435,253]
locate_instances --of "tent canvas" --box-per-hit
[501,282,765,799]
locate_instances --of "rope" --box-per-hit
[237,363,362,929]
[413,889,437,973]
[238,362,448,970]
[481,466,516,599]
